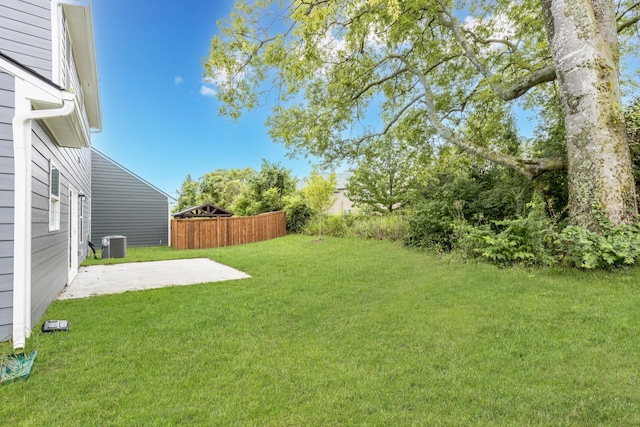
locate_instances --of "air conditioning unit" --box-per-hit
[101,235,127,258]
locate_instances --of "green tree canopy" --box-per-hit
[233,159,297,215]
[345,135,431,214]
[205,0,640,229]
[199,167,256,209]
[174,174,199,213]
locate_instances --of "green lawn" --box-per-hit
[2,235,640,425]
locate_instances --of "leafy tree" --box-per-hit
[346,135,430,214]
[174,161,296,217]
[302,170,337,237]
[233,160,296,215]
[205,0,640,230]
[199,167,255,209]
[174,174,199,212]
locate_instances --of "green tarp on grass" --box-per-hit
[0,351,37,385]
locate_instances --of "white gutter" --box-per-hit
[11,80,76,350]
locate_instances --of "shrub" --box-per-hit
[404,200,458,251]
[454,199,640,269]
[455,209,556,267]
[555,222,640,269]
[283,194,314,233]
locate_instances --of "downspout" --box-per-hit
[12,85,75,350]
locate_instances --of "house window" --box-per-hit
[79,195,84,243]
[49,162,61,231]
[87,198,91,244]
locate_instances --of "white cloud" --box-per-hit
[174,76,184,86]
[463,14,518,51]
[200,85,216,97]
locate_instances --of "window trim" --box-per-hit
[79,195,84,243]
[49,161,61,232]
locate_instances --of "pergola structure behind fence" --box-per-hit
[171,211,286,250]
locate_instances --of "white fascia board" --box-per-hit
[55,0,102,131]
[0,57,62,103]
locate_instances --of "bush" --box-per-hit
[455,207,556,267]
[555,222,640,269]
[283,194,314,233]
[454,199,640,269]
[404,200,459,251]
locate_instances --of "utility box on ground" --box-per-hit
[102,235,127,258]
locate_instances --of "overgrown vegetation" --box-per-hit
[173,101,640,270]
[299,211,407,242]
[401,192,640,269]
[294,152,640,269]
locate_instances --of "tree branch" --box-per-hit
[352,67,410,100]
[616,1,640,31]
[617,1,640,20]
[618,15,640,32]
[436,3,556,101]
[351,94,424,150]
[387,55,565,179]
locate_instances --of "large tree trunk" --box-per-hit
[542,0,637,230]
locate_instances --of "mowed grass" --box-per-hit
[2,235,640,425]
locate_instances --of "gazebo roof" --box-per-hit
[172,203,233,219]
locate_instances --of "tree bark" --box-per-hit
[542,0,637,229]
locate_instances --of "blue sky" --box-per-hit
[90,0,316,198]
[90,2,639,198]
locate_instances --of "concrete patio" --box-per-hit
[58,258,251,300]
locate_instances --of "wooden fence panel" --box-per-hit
[171,211,286,250]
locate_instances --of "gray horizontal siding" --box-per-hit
[0,256,12,276]
[30,120,91,327]
[0,271,11,291]
[0,71,13,342]
[0,0,52,78]
[91,150,170,247]
[0,303,11,341]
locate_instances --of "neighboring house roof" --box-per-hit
[296,170,352,190]
[335,171,352,190]
[91,148,175,201]
[173,204,233,219]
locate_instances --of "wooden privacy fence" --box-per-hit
[171,211,286,250]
